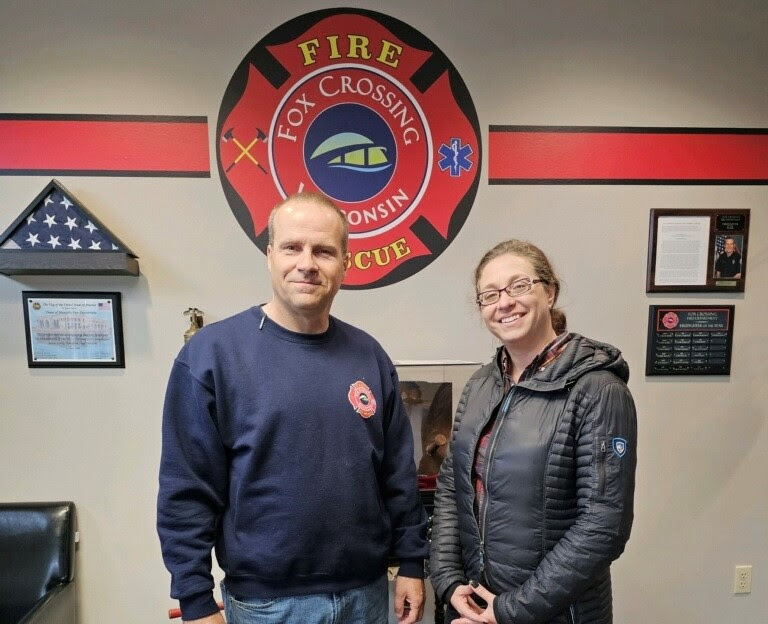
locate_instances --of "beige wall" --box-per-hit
[1,1,766,622]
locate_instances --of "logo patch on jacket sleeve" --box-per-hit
[348,380,377,418]
[612,437,628,458]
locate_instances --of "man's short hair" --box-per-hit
[268,192,349,255]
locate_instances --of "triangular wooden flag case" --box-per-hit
[0,179,139,275]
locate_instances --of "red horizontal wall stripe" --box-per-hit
[488,127,768,183]
[0,115,209,176]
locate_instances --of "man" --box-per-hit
[715,237,742,278]
[158,192,428,624]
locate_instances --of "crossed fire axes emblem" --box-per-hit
[221,127,268,174]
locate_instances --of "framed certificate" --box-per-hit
[22,291,125,368]
[646,209,749,292]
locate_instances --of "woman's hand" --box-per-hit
[450,582,497,623]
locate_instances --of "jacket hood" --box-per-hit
[492,333,630,392]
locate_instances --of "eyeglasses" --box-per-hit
[476,277,548,306]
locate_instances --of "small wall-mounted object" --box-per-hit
[0,178,139,276]
[183,307,204,343]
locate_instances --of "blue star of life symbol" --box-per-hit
[438,138,473,177]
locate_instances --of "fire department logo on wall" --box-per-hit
[217,8,481,288]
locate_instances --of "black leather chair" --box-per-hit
[0,501,77,624]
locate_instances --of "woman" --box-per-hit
[430,240,636,624]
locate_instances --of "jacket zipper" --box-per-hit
[569,604,577,624]
[478,387,515,585]
[598,438,607,495]
[467,384,505,581]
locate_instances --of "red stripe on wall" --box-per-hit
[488,126,768,184]
[0,115,210,177]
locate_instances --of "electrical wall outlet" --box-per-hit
[733,565,752,594]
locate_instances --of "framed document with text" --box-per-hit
[646,209,749,292]
[22,291,125,368]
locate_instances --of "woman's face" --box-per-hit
[477,253,556,353]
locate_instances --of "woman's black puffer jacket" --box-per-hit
[430,334,637,624]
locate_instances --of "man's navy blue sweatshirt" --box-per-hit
[157,307,428,620]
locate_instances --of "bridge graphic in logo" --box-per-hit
[311,133,392,173]
[304,103,397,203]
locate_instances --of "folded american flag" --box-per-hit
[1,187,119,251]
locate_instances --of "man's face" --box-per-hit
[266,199,347,328]
[725,239,735,254]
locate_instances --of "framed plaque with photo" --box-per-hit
[646,209,749,292]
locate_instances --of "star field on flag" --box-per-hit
[1,188,120,251]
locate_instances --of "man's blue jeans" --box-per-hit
[222,575,388,624]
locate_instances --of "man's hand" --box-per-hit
[394,575,425,623]
[183,612,225,624]
[450,582,497,624]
